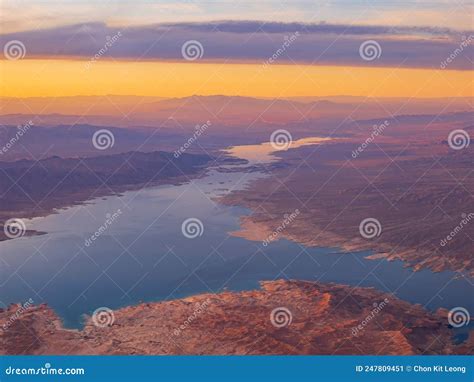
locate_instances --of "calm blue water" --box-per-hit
[0,164,473,329]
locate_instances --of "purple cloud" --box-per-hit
[1,21,472,69]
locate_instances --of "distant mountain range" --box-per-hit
[1,95,472,130]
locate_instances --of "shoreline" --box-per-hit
[0,162,213,242]
[1,279,471,355]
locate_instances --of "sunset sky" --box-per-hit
[1,0,472,98]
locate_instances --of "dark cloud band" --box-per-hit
[1,21,472,70]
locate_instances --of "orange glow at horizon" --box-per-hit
[1,59,472,98]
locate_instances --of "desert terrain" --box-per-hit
[1,280,471,355]
[221,111,474,276]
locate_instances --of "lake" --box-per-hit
[1,140,473,329]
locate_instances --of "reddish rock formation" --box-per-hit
[220,124,474,276]
[1,280,470,355]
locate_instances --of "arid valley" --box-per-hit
[0,94,473,356]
